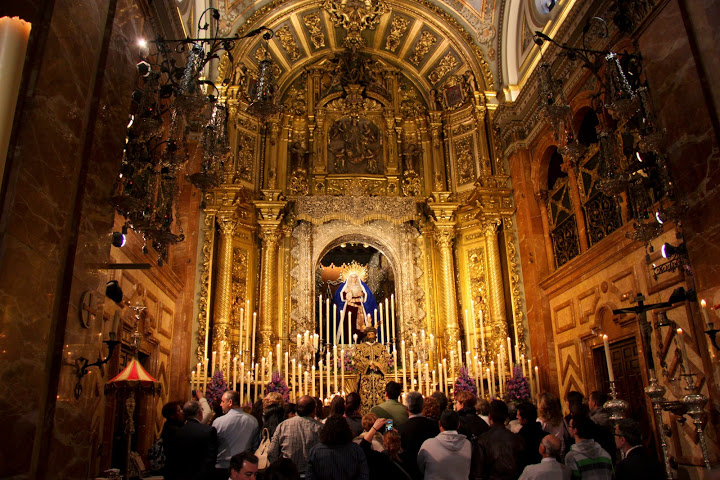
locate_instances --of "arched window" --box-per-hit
[545,147,580,267]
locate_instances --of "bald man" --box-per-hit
[268,395,322,477]
[518,435,571,480]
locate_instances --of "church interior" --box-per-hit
[2,0,720,478]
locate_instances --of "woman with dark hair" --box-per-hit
[322,395,345,423]
[344,392,363,436]
[357,417,411,480]
[306,415,369,480]
[265,458,300,480]
[283,403,297,419]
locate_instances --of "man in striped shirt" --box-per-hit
[564,416,613,480]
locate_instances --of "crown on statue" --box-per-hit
[339,260,368,283]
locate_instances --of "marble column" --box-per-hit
[534,190,556,270]
[212,214,236,354]
[483,218,508,353]
[562,159,589,252]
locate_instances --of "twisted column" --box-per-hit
[534,190,556,270]
[435,225,461,356]
[483,218,508,353]
[562,159,589,252]
[212,214,236,354]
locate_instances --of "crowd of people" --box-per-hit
[156,382,664,480]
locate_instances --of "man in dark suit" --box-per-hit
[516,402,548,471]
[171,400,218,480]
[396,391,439,480]
[614,418,664,480]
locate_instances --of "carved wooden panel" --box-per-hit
[554,299,576,334]
[557,339,584,400]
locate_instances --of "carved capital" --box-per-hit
[217,215,237,236]
[481,217,501,236]
[259,227,282,248]
[434,225,456,249]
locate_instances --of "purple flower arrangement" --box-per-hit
[266,370,290,402]
[205,370,228,408]
[453,366,477,396]
[506,365,531,402]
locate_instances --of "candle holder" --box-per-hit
[704,322,720,351]
[680,372,711,470]
[603,380,629,423]
[73,332,121,399]
[644,369,674,480]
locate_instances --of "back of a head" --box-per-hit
[566,391,584,409]
[183,401,201,420]
[590,391,608,408]
[297,395,316,417]
[405,391,424,415]
[386,381,401,400]
[263,392,285,410]
[162,401,182,420]
[455,391,477,410]
[440,410,460,431]
[320,414,354,446]
[431,391,448,412]
[571,415,594,440]
[541,434,562,459]
[422,396,441,420]
[616,418,642,447]
[225,390,240,407]
[517,401,537,423]
[383,430,402,460]
[361,412,378,432]
[230,452,259,472]
[489,400,509,425]
[476,398,490,416]
[329,395,345,416]
[538,392,563,425]
[345,392,361,414]
[265,458,300,480]
[284,403,297,418]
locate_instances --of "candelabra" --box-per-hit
[680,371,711,470]
[603,381,629,423]
[644,369,675,480]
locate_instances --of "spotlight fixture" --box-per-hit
[661,242,687,259]
[111,232,126,248]
[653,241,690,279]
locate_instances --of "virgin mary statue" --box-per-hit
[333,268,378,342]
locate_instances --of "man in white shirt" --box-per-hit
[519,434,571,480]
[212,390,258,480]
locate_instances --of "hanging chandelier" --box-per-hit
[112,8,276,259]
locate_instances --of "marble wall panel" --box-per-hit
[637,0,720,290]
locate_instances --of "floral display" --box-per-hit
[205,370,228,408]
[506,365,531,402]
[266,370,290,402]
[453,366,477,396]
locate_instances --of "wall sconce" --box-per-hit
[73,334,121,399]
[652,241,690,279]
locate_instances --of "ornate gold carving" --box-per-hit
[231,247,249,354]
[434,226,455,249]
[482,217,508,354]
[503,217,526,356]
[236,132,256,183]
[213,214,237,354]
[288,170,310,196]
[338,260,368,282]
[454,137,475,186]
[385,16,410,53]
[409,31,437,66]
[294,195,419,225]
[402,171,422,197]
[328,117,382,174]
[428,52,459,85]
[196,213,216,360]
[323,0,388,48]
[276,24,302,61]
[303,13,326,49]
[254,44,268,63]
[453,123,474,136]
[326,177,386,196]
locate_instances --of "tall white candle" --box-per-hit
[245,301,251,361]
[409,351,415,390]
[701,299,712,328]
[450,350,455,377]
[457,341,463,368]
[233,356,238,389]
[385,298,390,341]
[303,369,308,396]
[319,295,323,344]
[479,361,485,398]
[251,312,257,364]
[284,352,289,381]
[333,345,338,393]
[311,365,316,397]
[527,358,533,397]
[438,362,443,395]
[379,303,385,343]
[424,363,430,396]
[465,351,471,375]
[291,358,296,401]
[534,366,540,394]
[602,335,615,382]
[341,348,345,393]
[333,304,338,345]
[390,294,396,340]
[348,312,352,345]
[261,357,266,391]
[432,369,436,392]
[487,367,492,398]
[401,340,407,391]
[326,351,331,395]
[442,358,448,396]
[238,307,244,356]
[464,309,471,353]
[489,361,495,398]
[479,308,486,353]
[239,362,245,404]
[417,360,422,395]
[319,359,324,400]
[470,299,477,351]
[393,345,398,382]
[211,351,217,374]
[507,337,513,372]
[326,298,330,346]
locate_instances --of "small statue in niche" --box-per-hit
[402,143,423,173]
[462,70,478,99]
[289,141,310,172]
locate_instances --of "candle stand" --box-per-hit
[603,380,629,423]
[680,372,711,471]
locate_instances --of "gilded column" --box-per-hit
[254,190,288,360]
[428,193,460,361]
[535,190,556,270]
[562,159,589,252]
[483,218,508,353]
[213,214,237,354]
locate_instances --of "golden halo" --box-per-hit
[339,260,368,283]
